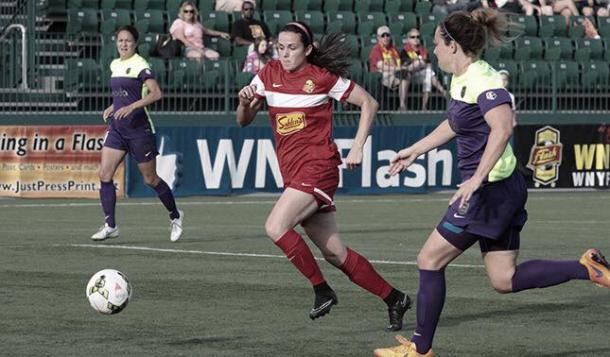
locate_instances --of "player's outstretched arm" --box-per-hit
[236,84,263,127]
[389,119,456,176]
[343,83,378,169]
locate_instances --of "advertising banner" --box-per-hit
[514,123,610,189]
[128,125,461,197]
[0,126,124,198]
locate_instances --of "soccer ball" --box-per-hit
[86,269,132,314]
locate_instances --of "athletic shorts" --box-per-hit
[436,170,528,252]
[103,127,158,163]
[285,160,339,213]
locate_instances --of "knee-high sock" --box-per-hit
[512,260,589,292]
[339,248,394,300]
[152,180,179,220]
[274,230,325,286]
[411,269,445,355]
[100,180,116,227]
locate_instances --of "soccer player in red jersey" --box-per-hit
[236,21,411,331]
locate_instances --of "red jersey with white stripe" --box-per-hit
[251,60,355,181]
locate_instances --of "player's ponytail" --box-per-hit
[440,9,516,58]
[280,22,351,78]
[308,33,351,78]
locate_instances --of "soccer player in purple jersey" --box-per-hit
[91,26,184,242]
[374,9,610,357]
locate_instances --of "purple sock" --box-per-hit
[411,269,445,355]
[512,260,589,292]
[100,181,116,228]
[152,180,179,220]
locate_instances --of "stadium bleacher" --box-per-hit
[2,0,610,112]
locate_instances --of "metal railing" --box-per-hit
[0,24,28,89]
[1,33,610,114]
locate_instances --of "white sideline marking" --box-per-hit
[66,243,486,269]
[2,193,607,209]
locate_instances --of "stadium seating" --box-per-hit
[385,0,414,13]
[389,13,418,36]
[323,0,353,12]
[100,0,132,10]
[133,0,165,11]
[295,11,325,34]
[326,11,357,34]
[357,11,386,37]
[202,11,230,33]
[292,0,323,11]
[355,0,385,12]
[25,0,610,114]
[554,60,579,89]
[135,10,165,34]
[261,0,292,11]
[263,10,293,35]
[576,38,604,60]
[581,60,609,88]
[100,9,132,35]
[66,8,98,34]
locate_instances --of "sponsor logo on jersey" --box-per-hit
[275,112,306,136]
[302,79,315,93]
[527,125,563,187]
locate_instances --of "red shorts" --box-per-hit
[285,161,339,213]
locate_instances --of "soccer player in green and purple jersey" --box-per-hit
[91,26,184,242]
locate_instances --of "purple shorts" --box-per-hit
[103,127,158,163]
[436,170,528,252]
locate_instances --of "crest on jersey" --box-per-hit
[460,86,466,98]
[126,67,131,74]
[302,79,315,93]
[275,112,307,136]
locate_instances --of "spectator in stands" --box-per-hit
[539,0,580,24]
[480,0,533,13]
[578,0,610,17]
[398,28,447,111]
[216,0,256,13]
[498,69,517,127]
[368,26,403,105]
[231,1,272,47]
[432,0,484,16]
[169,1,230,62]
[242,37,272,74]
[582,17,602,38]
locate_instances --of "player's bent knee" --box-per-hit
[98,171,114,182]
[264,221,287,241]
[142,175,159,187]
[489,277,513,294]
[417,252,444,270]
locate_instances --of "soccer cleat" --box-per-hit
[579,248,610,289]
[373,335,434,357]
[386,292,412,331]
[309,289,338,320]
[91,224,119,241]
[170,210,184,242]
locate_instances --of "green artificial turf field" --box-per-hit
[1,191,609,356]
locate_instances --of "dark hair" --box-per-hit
[254,37,272,63]
[440,8,514,58]
[242,0,255,8]
[115,25,139,42]
[279,21,351,78]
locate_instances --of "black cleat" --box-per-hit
[386,293,411,331]
[309,289,338,320]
